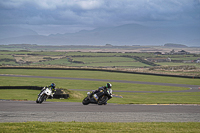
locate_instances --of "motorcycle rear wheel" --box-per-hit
[82,97,90,105]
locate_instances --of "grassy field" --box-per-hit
[1,50,200,79]
[0,69,199,104]
[0,69,199,85]
[1,51,200,68]
[0,122,200,133]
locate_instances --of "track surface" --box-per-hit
[0,100,200,122]
[0,74,200,122]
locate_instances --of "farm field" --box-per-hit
[1,44,200,78]
[1,52,200,76]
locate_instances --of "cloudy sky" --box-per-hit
[0,0,200,35]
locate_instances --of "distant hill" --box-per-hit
[164,43,188,48]
[0,26,38,39]
[0,24,199,46]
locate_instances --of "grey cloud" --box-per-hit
[0,0,199,34]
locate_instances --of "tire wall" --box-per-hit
[0,86,69,99]
[0,86,42,90]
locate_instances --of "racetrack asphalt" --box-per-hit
[0,74,200,122]
[0,100,200,122]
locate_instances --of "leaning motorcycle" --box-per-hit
[36,87,52,104]
[82,89,112,105]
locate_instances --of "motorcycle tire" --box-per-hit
[36,99,39,103]
[82,97,90,105]
[37,94,47,104]
[98,96,108,105]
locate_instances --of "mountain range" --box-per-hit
[0,24,199,46]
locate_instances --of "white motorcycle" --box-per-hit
[36,87,53,104]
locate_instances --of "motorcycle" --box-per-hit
[36,87,53,104]
[82,88,112,105]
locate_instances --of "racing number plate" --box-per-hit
[93,94,98,101]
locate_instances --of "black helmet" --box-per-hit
[51,83,56,88]
[106,83,112,88]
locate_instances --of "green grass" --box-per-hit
[0,55,15,59]
[112,92,200,104]
[31,51,67,56]
[0,88,84,102]
[34,58,71,65]
[73,57,136,62]
[0,55,17,65]
[34,56,150,67]
[66,61,148,67]
[0,69,199,104]
[0,89,39,101]
[0,61,18,65]
[1,51,200,73]
[0,69,200,85]
[156,62,200,68]
[2,85,199,104]
[0,122,199,133]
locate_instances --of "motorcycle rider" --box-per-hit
[38,83,56,98]
[48,83,56,98]
[49,83,56,93]
[89,83,112,99]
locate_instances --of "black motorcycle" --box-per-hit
[82,89,112,105]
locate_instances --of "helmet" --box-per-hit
[106,83,112,88]
[51,83,56,88]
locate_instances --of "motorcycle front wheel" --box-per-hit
[98,96,108,105]
[36,94,47,104]
[82,97,90,105]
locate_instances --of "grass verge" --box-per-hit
[0,122,199,133]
